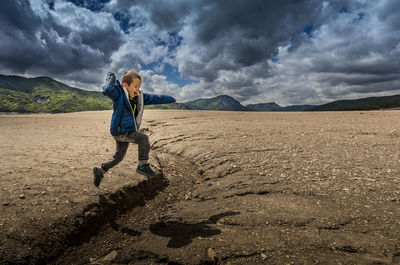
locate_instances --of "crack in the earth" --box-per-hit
[223,189,271,199]
[317,219,353,230]
[16,165,170,264]
[151,134,186,148]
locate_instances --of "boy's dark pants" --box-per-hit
[101,131,150,172]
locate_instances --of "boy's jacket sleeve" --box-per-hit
[102,72,119,100]
[143,93,176,105]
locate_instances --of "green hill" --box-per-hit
[279,104,314,111]
[246,102,314,111]
[246,102,281,111]
[184,95,248,111]
[307,94,400,111]
[0,74,112,113]
[145,102,192,110]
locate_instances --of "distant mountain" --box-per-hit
[307,94,400,111]
[184,95,249,111]
[279,104,314,111]
[145,102,192,110]
[246,102,281,111]
[246,102,314,111]
[0,74,111,113]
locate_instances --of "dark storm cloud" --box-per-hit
[0,0,42,37]
[0,0,125,86]
[175,0,324,82]
[105,0,191,33]
[147,0,191,30]
[376,1,400,29]
[0,0,43,72]
[193,0,316,44]
[324,74,400,87]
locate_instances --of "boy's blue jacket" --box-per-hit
[102,72,176,136]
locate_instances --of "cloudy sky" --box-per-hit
[1,0,400,105]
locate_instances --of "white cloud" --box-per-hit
[1,0,400,104]
[257,0,400,105]
[139,69,181,97]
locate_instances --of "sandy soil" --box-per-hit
[1,110,400,264]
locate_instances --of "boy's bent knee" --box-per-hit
[128,131,148,142]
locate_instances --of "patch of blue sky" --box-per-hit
[142,62,196,87]
[45,0,54,10]
[168,31,183,50]
[303,25,313,37]
[340,5,367,21]
[289,24,313,43]
[163,64,196,87]
[271,57,279,63]
[155,40,168,47]
[66,0,111,12]
[148,31,184,55]
[142,61,161,72]
[284,23,312,53]
[339,6,367,25]
[113,12,135,33]
[357,12,366,21]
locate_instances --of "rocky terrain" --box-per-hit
[0,110,399,264]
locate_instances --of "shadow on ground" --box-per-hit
[149,211,240,248]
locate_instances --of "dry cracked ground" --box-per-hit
[0,110,400,265]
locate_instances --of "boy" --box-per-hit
[93,71,176,187]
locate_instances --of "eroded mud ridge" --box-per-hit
[1,110,400,264]
[1,160,168,264]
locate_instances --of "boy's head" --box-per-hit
[122,71,141,97]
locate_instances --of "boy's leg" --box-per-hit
[123,131,157,177]
[101,140,129,172]
[93,140,129,187]
[124,131,150,166]
[95,131,154,181]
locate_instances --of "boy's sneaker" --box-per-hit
[136,164,157,178]
[93,166,104,187]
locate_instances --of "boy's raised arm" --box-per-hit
[143,93,176,105]
[102,72,119,100]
